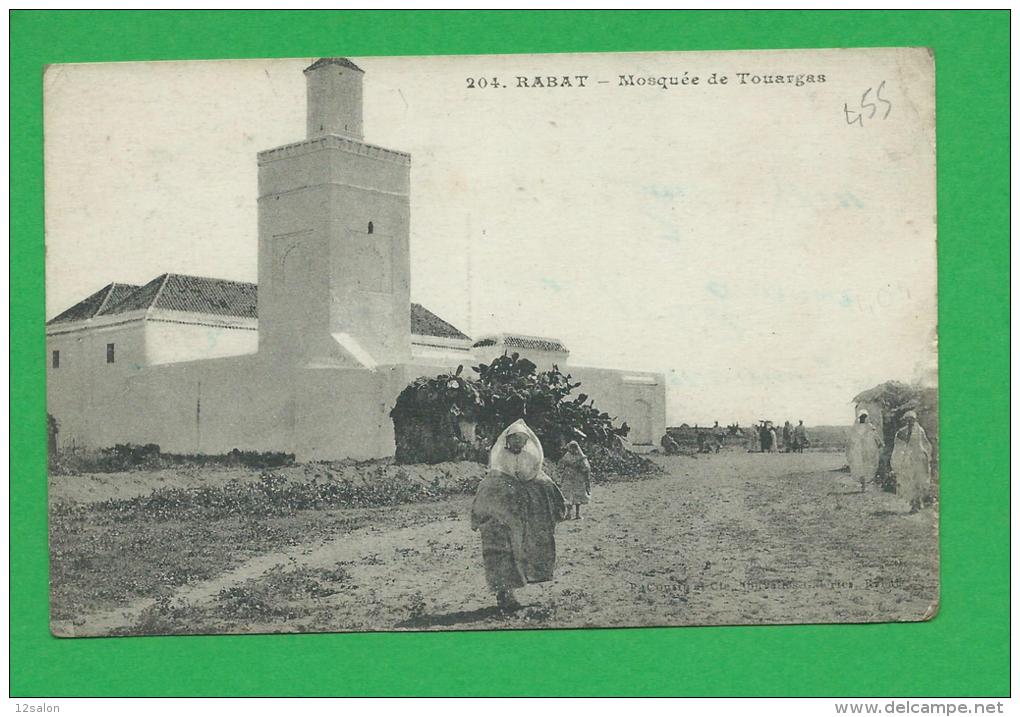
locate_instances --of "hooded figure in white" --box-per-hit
[470,420,566,611]
[847,410,883,493]
[891,410,932,513]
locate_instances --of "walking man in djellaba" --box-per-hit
[470,420,567,612]
[557,440,592,520]
[891,410,933,513]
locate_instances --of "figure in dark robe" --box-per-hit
[762,422,777,453]
[470,420,567,611]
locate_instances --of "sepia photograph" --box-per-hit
[44,48,938,637]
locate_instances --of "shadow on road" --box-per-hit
[396,605,505,628]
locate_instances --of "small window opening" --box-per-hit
[367,221,374,234]
[106,343,115,364]
[52,350,60,369]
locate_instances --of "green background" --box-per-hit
[10,10,1009,696]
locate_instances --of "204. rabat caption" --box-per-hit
[466,72,893,129]
[465,71,828,90]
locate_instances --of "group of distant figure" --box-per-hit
[658,420,811,455]
[748,420,809,454]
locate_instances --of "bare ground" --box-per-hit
[50,451,938,637]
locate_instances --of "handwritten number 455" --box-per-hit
[845,81,892,127]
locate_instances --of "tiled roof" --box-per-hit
[99,275,166,315]
[102,273,259,319]
[158,274,258,318]
[50,275,470,340]
[410,303,470,341]
[46,283,139,325]
[473,334,569,353]
[304,57,364,74]
[506,335,567,352]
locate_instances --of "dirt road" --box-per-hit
[52,451,938,636]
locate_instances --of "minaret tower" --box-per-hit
[256,58,412,368]
[304,57,364,140]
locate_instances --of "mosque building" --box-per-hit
[46,58,666,461]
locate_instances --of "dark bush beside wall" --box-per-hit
[392,408,485,465]
[390,365,487,464]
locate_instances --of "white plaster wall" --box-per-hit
[47,340,404,461]
[46,318,148,451]
[566,366,667,449]
[404,353,475,379]
[145,317,257,365]
[138,356,294,455]
[47,336,293,456]
[294,365,407,461]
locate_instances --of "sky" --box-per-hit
[43,49,937,426]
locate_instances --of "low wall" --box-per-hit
[47,346,669,462]
[49,354,410,462]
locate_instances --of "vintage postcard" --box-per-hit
[45,48,937,636]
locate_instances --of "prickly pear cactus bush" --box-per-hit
[390,353,631,465]
[390,366,487,464]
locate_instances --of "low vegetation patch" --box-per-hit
[52,464,487,523]
[49,444,295,476]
